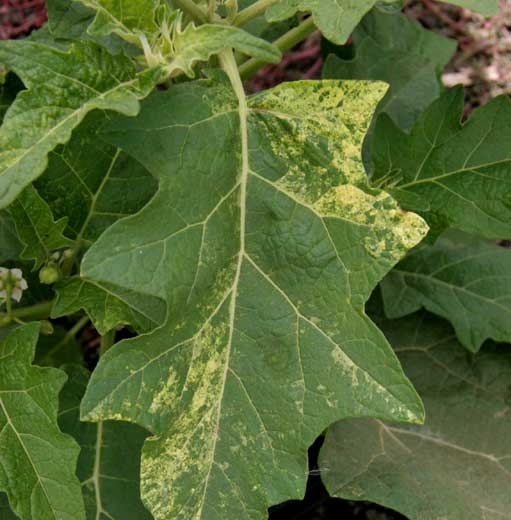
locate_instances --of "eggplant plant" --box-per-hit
[0,0,507,519]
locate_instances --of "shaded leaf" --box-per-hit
[45,0,137,56]
[58,365,151,520]
[0,324,85,520]
[320,311,511,520]
[0,494,17,520]
[35,326,83,368]
[372,87,511,239]
[35,112,158,243]
[0,73,23,124]
[381,231,511,352]
[9,185,73,270]
[52,277,166,335]
[47,0,94,40]
[80,77,427,519]
[0,211,22,263]
[0,40,163,209]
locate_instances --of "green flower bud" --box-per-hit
[40,320,54,335]
[39,264,61,285]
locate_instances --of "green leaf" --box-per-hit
[267,0,378,44]
[76,0,167,45]
[267,1,496,44]
[9,185,73,270]
[320,310,511,520]
[35,326,83,367]
[79,76,427,519]
[47,0,95,40]
[372,87,511,239]
[444,0,498,15]
[381,230,511,352]
[0,73,23,124]
[0,494,17,520]
[58,365,151,520]
[52,277,166,335]
[323,10,456,132]
[0,211,22,263]
[35,112,158,242]
[167,24,282,77]
[46,0,141,56]
[0,40,163,209]
[0,323,85,520]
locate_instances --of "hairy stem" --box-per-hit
[99,329,116,357]
[233,0,280,26]
[173,0,208,24]
[239,17,316,79]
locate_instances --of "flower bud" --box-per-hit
[39,264,61,285]
[39,320,54,335]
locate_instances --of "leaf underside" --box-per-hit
[79,77,427,520]
[320,310,511,520]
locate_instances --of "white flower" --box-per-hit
[0,267,28,303]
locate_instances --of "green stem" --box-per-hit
[9,300,54,321]
[173,0,208,24]
[99,329,116,357]
[239,16,316,79]
[5,292,12,322]
[66,315,90,342]
[234,0,279,26]
[40,315,89,363]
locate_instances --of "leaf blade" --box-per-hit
[0,40,163,209]
[9,185,73,270]
[0,324,85,520]
[80,77,427,519]
[323,10,456,132]
[372,87,511,238]
[52,277,166,335]
[58,364,151,520]
[320,310,511,520]
[381,231,511,352]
